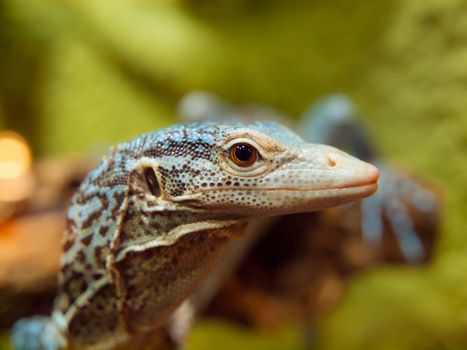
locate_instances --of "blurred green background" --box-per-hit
[1,0,467,349]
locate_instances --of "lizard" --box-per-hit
[11,120,379,350]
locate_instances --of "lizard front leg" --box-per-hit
[299,94,438,263]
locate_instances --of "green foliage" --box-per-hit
[321,253,467,350]
[0,333,11,350]
[39,42,173,154]
[2,0,394,153]
[320,1,467,349]
[187,319,304,350]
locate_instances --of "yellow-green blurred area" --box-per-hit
[1,0,467,349]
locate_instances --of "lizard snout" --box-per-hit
[325,149,380,187]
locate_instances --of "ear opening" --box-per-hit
[144,167,161,197]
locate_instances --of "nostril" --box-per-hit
[327,153,337,167]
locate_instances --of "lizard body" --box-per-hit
[12,121,378,349]
[299,94,438,263]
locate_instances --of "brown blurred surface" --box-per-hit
[0,155,97,329]
[0,212,62,328]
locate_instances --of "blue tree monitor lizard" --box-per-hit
[12,121,379,349]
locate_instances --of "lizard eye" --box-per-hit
[229,143,258,167]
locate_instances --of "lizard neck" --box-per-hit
[113,209,247,263]
[107,220,247,335]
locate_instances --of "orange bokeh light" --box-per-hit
[0,131,32,179]
[0,131,34,203]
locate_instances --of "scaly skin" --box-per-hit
[12,121,378,349]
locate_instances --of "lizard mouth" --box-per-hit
[181,182,377,216]
[194,182,377,198]
[279,182,378,197]
[208,181,378,193]
[269,182,378,196]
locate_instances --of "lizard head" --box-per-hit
[134,121,379,218]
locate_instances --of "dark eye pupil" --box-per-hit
[234,144,253,161]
